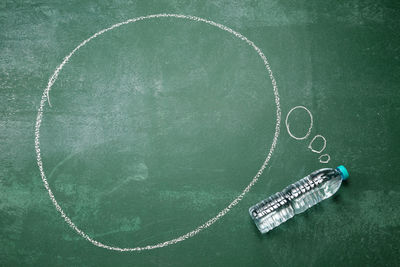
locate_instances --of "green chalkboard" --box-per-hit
[1,1,399,266]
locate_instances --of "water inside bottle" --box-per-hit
[249,168,344,234]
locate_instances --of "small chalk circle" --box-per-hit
[308,134,327,154]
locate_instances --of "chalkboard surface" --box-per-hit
[1,1,399,266]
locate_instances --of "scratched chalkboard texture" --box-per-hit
[1,0,399,266]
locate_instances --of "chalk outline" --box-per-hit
[34,14,281,251]
[285,106,313,140]
[319,154,330,164]
[308,134,327,153]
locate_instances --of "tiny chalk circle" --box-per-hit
[318,154,331,164]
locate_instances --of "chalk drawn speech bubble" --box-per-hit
[35,14,281,251]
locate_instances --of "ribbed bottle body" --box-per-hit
[249,168,344,234]
[250,192,295,233]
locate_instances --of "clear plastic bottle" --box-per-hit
[249,165,349,234]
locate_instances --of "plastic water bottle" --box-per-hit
[249,166,349,234]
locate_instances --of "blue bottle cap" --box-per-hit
[336,165,349,180]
